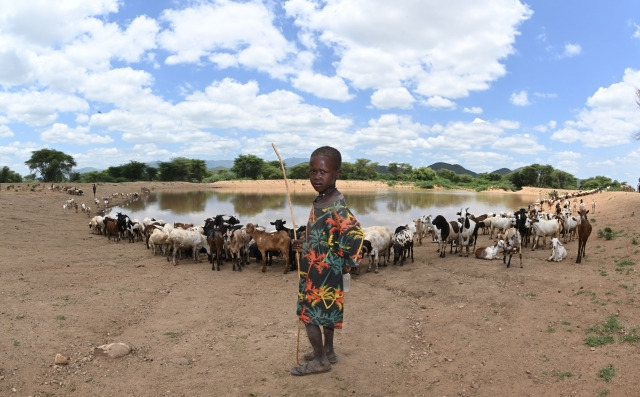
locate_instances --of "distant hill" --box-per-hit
[76,167,100,173]
[491,168,512,176]
[428,162,477,178]
[205,160,234,169]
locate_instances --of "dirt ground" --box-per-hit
[2,180,640,397]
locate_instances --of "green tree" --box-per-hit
[189,159,210,182]
[411,166,436,181]
[0,166,23,182]
[508,165,539,188]
[550,169,577,190]
[581,175,616,190]
[388,162,413,180]
[231,154,265,179]
[340,162,355,179]
[158,158,191,181]
[437,169,459,183]
[78,170,114,183]
[288,162,309,179]
[203,168,235,183]
[147,166,158,181]
[478,172,503,182]
[351,158,378,180]
[261,162,283,179]
[120,161,149,181]
[538,164,554,187]
[458,174,474,184]
[24,148,77,182]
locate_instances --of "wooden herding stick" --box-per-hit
[271,143,303,365]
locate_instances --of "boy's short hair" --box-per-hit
[311,146,342,169]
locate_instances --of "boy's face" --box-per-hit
[309,155,341,195]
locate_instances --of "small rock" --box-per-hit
[93,342,131,359]
[54,353,69,365]
[170,357,192,365]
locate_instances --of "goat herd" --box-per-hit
[412,190,600,269]
[62,185,602,274]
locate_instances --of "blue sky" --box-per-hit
[1,0,640,185]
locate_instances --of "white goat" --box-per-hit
[89,215,104,234]
[149,228,171,256]
[361,226,394,273]
[530,217,562,250]
[474,241,501,260]
[547,237,567,262]
[486,215,515,239]
[167,228,210,266]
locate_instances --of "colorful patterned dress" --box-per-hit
[296,193,364,328]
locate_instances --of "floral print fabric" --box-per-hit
[296,195,364,328]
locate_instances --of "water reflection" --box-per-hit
[111,189,535,229]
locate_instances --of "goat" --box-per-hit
[361,226,393,273]
[166,228,211,266]
[514,208,531,248]
[105,219,120,242]
[456,207,478,257]
[392,225,414,265]
[576,209,592,264]
[127,219,144,243]
[413,215,434,246]
[227,228,251,271]
[89,215,104,235]
[245,223,291,273]
[271,219,306,272]
[560,211,580,243]
[207,227,226,271]
[431,215,460,257]
[547,237,567,262]
[149,228,171,256]
[530,217,561,250]
[499,227,522,268]
[486,214,515,240]
[174,222,194,230]
[474,240,501,260]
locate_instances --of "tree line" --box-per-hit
[0,148,627,192]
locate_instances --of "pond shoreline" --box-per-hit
[90,179,564,199]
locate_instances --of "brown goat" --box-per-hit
[245,223,290,273]
[576,209,592,264]
[105,219,120,242]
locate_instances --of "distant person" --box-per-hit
[92,183,97,198]
[290,146,364,376]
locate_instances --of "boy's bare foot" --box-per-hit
[290,361,331,376]
[303,350,338,364]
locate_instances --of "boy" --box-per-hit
[290,146,364,376]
